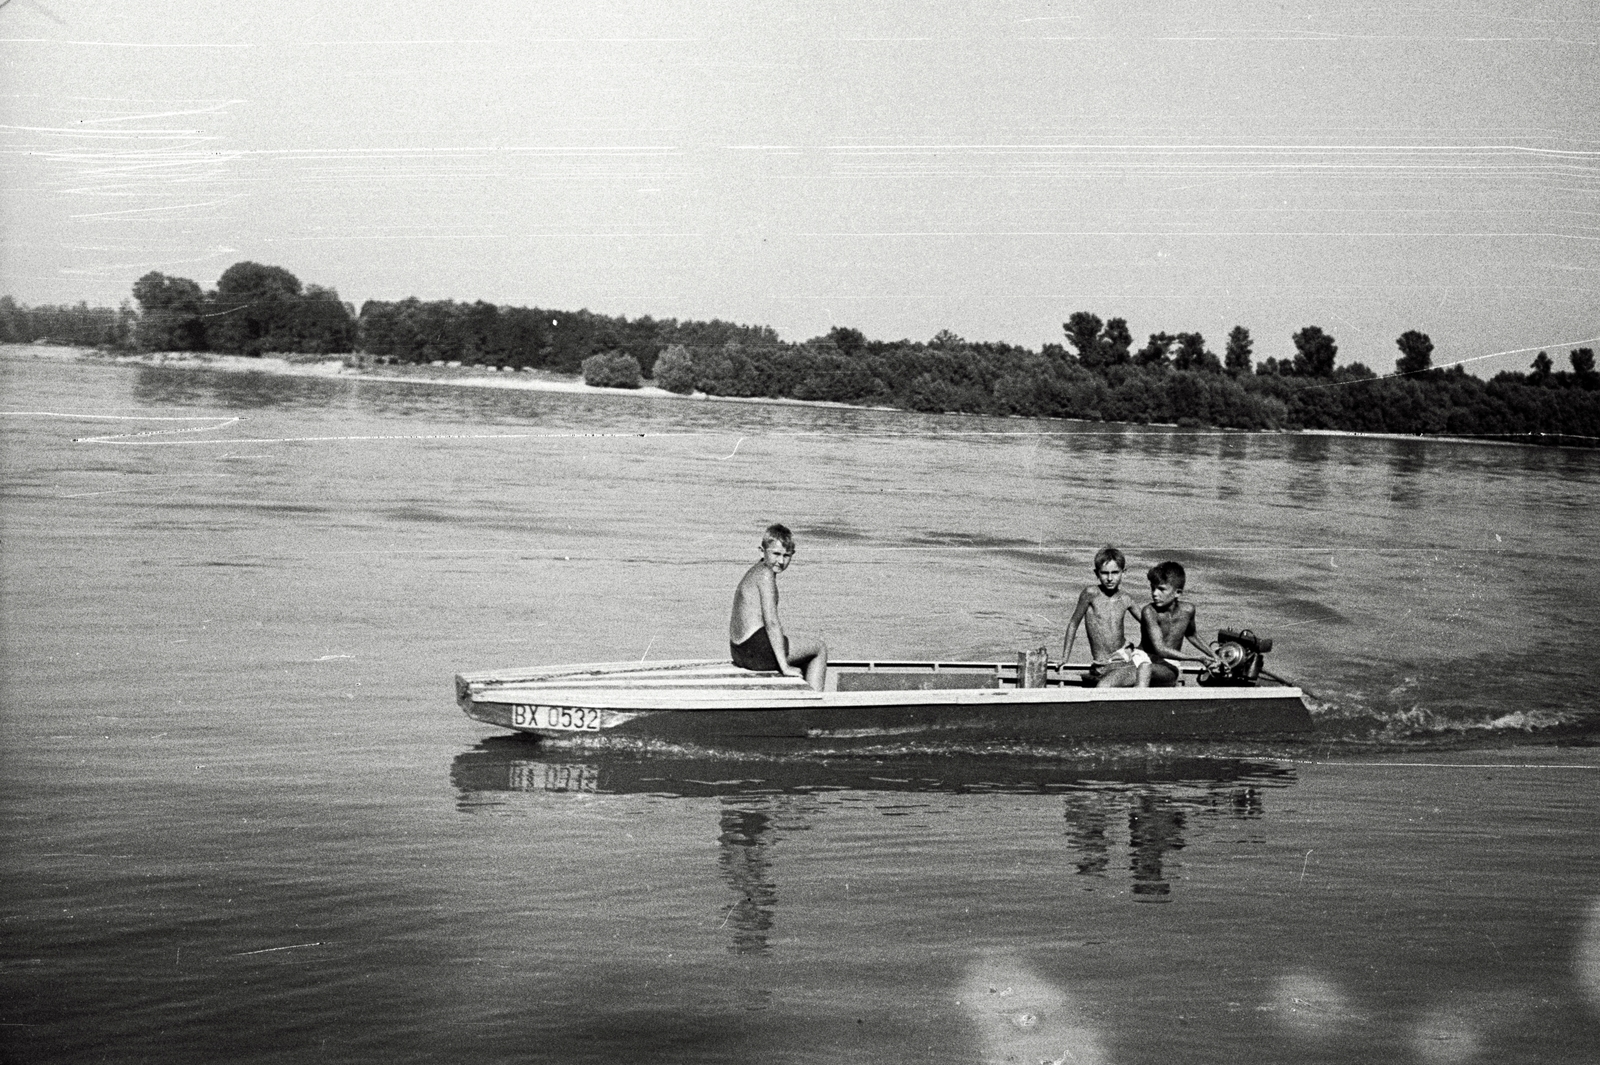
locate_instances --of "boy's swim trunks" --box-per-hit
[1087,644,1151,682]
[1109,646,1153,668]
[731,631,787,672]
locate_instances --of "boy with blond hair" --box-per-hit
[729,523,829,691]
[1063,546,1149,687]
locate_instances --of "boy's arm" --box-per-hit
[1181,607,1217,664]
[1183,632,1218,664]
[757,573,799,678]
[1062,588,1092,660]
[1141,606,1197,668]
[1138,606,1170,665]
[1143,605,1214,667]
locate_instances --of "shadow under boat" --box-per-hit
[450,734,1298,802]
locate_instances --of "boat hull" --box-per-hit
[455,659,1314,746]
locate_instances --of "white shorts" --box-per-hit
[1109,646,1153,669]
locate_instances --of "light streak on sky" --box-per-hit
[1,0,1595,376]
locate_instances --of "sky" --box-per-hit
[2,0,1596,376]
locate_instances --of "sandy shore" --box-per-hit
[0,342,885,414]
[0,342,688,400]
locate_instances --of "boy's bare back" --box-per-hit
[729,560,777,644]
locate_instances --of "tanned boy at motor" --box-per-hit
[1137,560,1218,687]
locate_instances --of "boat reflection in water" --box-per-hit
[451,736,1295,953]
[444,745,1600,1061]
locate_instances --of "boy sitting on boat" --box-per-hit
[1063,545,1149,687]
[1135,561,1218,687]
[730,523,829,691]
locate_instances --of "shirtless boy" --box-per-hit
[1137,561,1218,687]
[729,523,828,691]
[1063,546,1148,688]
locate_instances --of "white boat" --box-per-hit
[455,636,1313,745]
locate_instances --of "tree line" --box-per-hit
[2,260,1595,446]
[0,296,136,350]
[646,319,1598,444]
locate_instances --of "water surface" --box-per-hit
[3,353,1597,1063]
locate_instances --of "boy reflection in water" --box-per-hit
[1061,795,1111,876]
[1129,793,1186,898]
[717,805,777,955]
[1059,791,1192,896]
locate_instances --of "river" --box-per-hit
[3,351,1597,1063]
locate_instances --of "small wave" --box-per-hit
[1309,698,1590,745]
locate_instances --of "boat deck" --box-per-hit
[454,657,1312,743]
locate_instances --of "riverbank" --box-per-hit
[0,342,682,399]
[0,343,1540,447]
[0,343,905,415]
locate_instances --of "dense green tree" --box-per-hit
[353,298,774,372]
[455,300,500,364]
[180,262,356,356]
[791,339,884,403]
[1529,351,1553,385]
[1223,326,1253,376]
[1135,332,1173,370]
[496,306,548,368]
[1290,326,1338,377]
[651,344,695,392]
[206,262,304,355]
[612,316,664,376]
[662,317,778,352]
[1172,332,1219,372]
[1062,312,1132,368]
[1570,347,1596,389]
[1063,312,1103,366]
[355,299,409,360]
[131,272,208,351]
[581,350,642,388]
[98,276,1600,446]
[292,286,357,354]
[827,326,866,357]
[989,352,1060,417]
[540,310,603,373]
[1101,318,1132,365]
[1395,330,1434,376]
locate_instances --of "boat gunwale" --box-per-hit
[457,656,1220,689]
[454,657,1311,739]
[463,680,1306,713]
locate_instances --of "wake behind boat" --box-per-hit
[455,633,1314,746]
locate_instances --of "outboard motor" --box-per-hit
[1200,628,1273,686]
